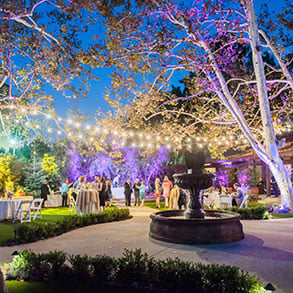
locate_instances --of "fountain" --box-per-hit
[149,146,244,244]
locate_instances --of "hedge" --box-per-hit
[4,249,265,293]
[10,207,131,245]
[225,206,270,220]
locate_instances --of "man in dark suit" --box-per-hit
[124,178,132,206]
[41,180,51,208]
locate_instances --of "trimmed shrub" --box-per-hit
[12,207,131,245]
[226,206,269,219]
[91,255,116,282]
[4,249,264,293]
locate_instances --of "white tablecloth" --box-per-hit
[203,193,232,208]
[76,189,99,215]
[112,187,124,199]
[46,193,62,207]
[0,199,21,221]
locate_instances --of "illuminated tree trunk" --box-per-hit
[201,0,293,209]
[244,0,292,209]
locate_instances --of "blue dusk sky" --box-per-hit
[51,0,289,124]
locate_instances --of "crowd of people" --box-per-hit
[40,173,255,210]
[40,175,113,210]
[123,175,187,209]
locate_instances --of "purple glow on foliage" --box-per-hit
[67,146,170,186]
[216,169,228,186]
[238,168,250,186]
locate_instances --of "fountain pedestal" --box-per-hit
[149,148,244,245]
[173,173,213,219]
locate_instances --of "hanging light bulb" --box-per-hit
[57,117,62,122]
[166,144,171,149]
[157,135,161,140]
[90,137,94,142]
[208,143,212,147]
[199,144,203,148]
[57,130,62,135]
[187,137,191,142]
[86,125,91,130]
[21,108,25,113]
[67,119,72,124]
[196,137,200,141]
[146,135,150,140]
[139,133,143,138]
[165,137,169,141]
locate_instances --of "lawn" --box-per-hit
[6,281,140,293]
[271,213,293,219]
[0,207,75,246]
[144,200,169,210]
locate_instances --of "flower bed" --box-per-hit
[5,249,264,293]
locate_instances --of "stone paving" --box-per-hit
[0,206,293,292]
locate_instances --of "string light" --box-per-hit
[9,105,293,152]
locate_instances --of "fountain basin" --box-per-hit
[149,210,244,244]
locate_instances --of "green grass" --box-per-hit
[144,200,169,210]
[0,207,75,246]
[270,213,293,219]
[6,281,54,293]
[0,222,17,245]
[5,281,141,293]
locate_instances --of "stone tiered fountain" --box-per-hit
[149,147,244,244]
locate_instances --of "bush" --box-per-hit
[13,207,131,245]
[5,249,264,293]
[225,206,269,219]
[91,255,116,282]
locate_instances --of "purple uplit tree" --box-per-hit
[66,145,170,186]
[67,151,84,183]
[143,146,170,186]
[237,168,250,186]
[216,169,229,187]
[88,0,293,209]
[88,153,116,180]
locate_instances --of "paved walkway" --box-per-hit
[1,206,293,292]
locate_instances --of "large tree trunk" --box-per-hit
[244,0,293,209]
